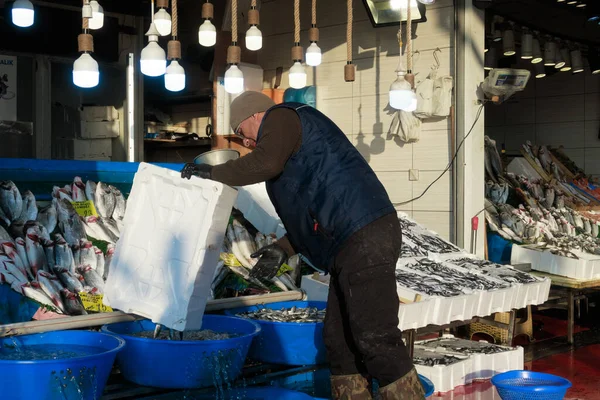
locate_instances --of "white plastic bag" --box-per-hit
[414,69,436,119]
[432,76,453,117]
[394,110,422,143]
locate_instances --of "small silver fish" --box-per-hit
[18,190,38,222]
[71,177,87,202]
[95,183,116,219]
[0,181,23,222]
[37,202,57,234]
[37,271,66,313]
[78,265,105,293]
[110,186,126,221]
[54,266,84,293]
[25,229,47,276]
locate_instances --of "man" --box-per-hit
[181,91,424,400]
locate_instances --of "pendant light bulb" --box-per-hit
[165,60,186,92]
[417,0,435,3]
[89,1,104,30]
[531,38,543,64]
[306,43,322,67]
[289,61,307,89]
[544,40,556,66]
[198,20,217,47]
[571,49,584,73]
[141,24,167,77]
[154,8,172,37]
[390,0,402,10]
[245,26,263,51]
[521,30,533,59]
[224,64,244,94]
[535,63,546,79]
[12,0,34,28]
[389,71,417,111]
[73,53,100,89]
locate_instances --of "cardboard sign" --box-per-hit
[79,292,113,313]
[71,200,98,218]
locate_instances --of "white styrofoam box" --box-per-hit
[301,273,330,302]
[80,120,121,139]
[234,183,287,238]
[103,163,238,331]
[54,138,112,160]
[475,286,516,317]
[80,106,119,122]
[398,299,434,331]
[513,244,600,280]
[414,349,473,393]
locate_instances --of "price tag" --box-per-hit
[79,292,113,313]
[71,201,98,218]
[220,253,243,267]
[276,263,293,277]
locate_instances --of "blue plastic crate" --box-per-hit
[487,231,513,264]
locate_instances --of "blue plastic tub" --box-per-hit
[487,232,513,264]
[274,368,435,399]
[491,370,572,400]
[0,330,125,400]
[186,386,315,399]
[224,301,328,366]
[101,315,261,389]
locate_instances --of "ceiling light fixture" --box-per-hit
[417,0,435,3]
[531,34,543,64]
[492,16,503,42]
[560,46,572,71]
[154,0,172,36]
[589,48,600,75]
[521,27,533,59]
[245,0,262,51]
[306,0,322,66]
[198,1,216,47]
[290,0,307,88]
[503,22,516,56]
[224,0,244,93]
[165,0,185,92]
[141,0,167,77]
[12,0,34,28]
[554,41,566,69]
[88,0,104,30]
[484,46,496,70]
[389,2,417,111]
[571,48,584,73]
[535,62,546,79]
[544,37,556,66]
[73,1,99,88]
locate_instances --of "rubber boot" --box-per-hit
[331,374,373,400]
[378,368,426,400]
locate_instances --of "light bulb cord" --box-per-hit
[407,0,412,72]
[151,0,155,22]
[312,0,316,26]
[346,0,352,63]
[294,0,300,44]
[172,0,178,38]
[232,0,238,43]
[82,0,89,32]
[79,0,94,54]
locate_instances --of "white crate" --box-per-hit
[414,348,473,393]
[103,163,238,331]
[234,183,286,238]
[512,244,600,281]
[398,299,434,331]
[301,273,330,302]
[81,120,120,139]
[80,106,120,122]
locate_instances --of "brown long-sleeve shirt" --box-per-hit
[211,107,302,256]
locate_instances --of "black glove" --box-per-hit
[181,163,212,180]
[249,243,288,281]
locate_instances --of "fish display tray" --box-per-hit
[414,336,523,393]
[511,244,600,281]
[103,163,238,331]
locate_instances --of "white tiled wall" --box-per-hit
[485,65,600,178]
[258,0,456,240]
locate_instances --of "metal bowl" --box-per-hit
[193,149,240,166]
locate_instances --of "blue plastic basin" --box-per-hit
[179,386,315,399]
[101,315,261,389]
[224,301,328,366]
[0,330,125,400]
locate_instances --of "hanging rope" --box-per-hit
[407,0,412,72]
[79,0,93,52]
[309,0,319,42]
[172,0,178,38]
[168,0,181,59]
[345,0,354,81]
[312,0,316,25]
[291,0,303,61]
[249,0,259,26]
[232,0,238,43]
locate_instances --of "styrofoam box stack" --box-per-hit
[415,335,523,393]
[103,163,238,331]
[512,244,600,280]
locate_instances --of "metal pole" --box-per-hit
[127,53,136,162]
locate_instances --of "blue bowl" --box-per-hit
[181,386,314,399]
[491,370,572,400]
[420,374,435,397]
[101,315,260,389]
[224,301,328,366]
[0,330,125,400]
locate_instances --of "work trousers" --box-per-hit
[323,213,414,387]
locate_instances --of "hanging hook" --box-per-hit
[433,48,442,69]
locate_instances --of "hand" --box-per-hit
[181,163,212,180]
[249,244,288,281]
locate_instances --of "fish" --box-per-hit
[1,240,32,280]
[61,289,87,315]
[555,194,565,209]
[0,224,12,242]
[25,229,47,276]
[226,225,253,269]
[100,217,120,238]
[79,240,96,269]
[54,267,84,293]
[271,277,289,291]
[54,234,76,274]
[83,216,116,243]
[71,177,87,202]
[110,186,126,221]
[55,199,86,246]
[37,202,57,234]
[544,188,555,210]
[43,239,55,272]
[18,190,38,222]
[37,271,66,313]
[95,182,116,219]
[24,220,51,242]
[286,254,301,283]
[52,186,73,202]
[0,206,10,228]
[104,244,115,280]
[85,180,97,205]
[232,220,257,267]
[0,257,29,284]
[278,272,299,291]
[593,222,599,238]
[228,265,269,290]
[538,146,554,174]
[22,285,59,311]
[0,181,23,222]
[236,306,326,323]
[72,245,81,267]
[14,238,30,278]
[584,219,592,235]
[78,265,105,293]
[94,246,105,279]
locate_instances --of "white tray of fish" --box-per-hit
[416,335,524,382]
[398,212,465,256]
[103,163,238,331]
[413,347,472,393]
[437,255,551,309]
[511,244,600,281]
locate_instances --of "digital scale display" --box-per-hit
[495,74,528,88]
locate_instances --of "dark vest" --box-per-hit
[258,103,396,271]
